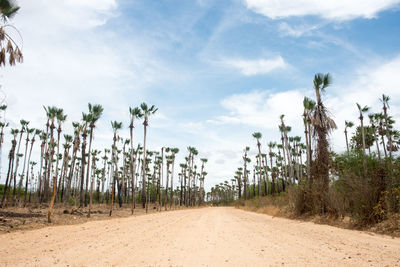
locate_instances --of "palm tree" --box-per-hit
[48,107,65,222]
[356,103,370,176]
[79,112,92,207]
[303,97,315,178]
[12,119,28,202]
[344,121,354,155]
[170,148,179,208]
[242,147,250,200]
[129,107,143,213]
[0,0,20,20]
[24,129,40,205]
[311,73,336,212]
[267,142,276,194]
[140,103,158,209]
[252,132,262,199]
[84,104,103,206]
[199,158,207,205]
[164,150,171,210]
[101,148,110,203]
[0,0,23,67]
[1,128,18,207]
[52,108,66,200]
[59,134,73,203]
[381,95,393,160]
[368,114,381,160]
[375,113,388,158]
[110,121,122,216]
[18,126,33,200]
[64,122,81,204]
[88,149,100,217]
[280,116,294,184]
[44,106,58,204]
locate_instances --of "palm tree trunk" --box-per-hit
[64,142,78,204]
[129,125,135,214]
[24,137,35,205]
[18,134,30,203]
[360,116,367,176]
[12,131,24,203]
[84,126,94,207]
[80,132,87,208]
[88,155,96,217]
[142,124,147,209]
[110,135,117,216]
[38,141,45,202]
[47,123,57,222]
[170,157,175,208]
[1,139,16,207]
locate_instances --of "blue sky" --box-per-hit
[1,0,400,190]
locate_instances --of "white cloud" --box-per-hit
[222,56,288,76]
[244,0,400,21]
[278,22,320,37]
[216,89,306,129]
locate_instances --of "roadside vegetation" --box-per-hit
[209,73,400,230]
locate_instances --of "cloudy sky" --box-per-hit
[1,0,400,191]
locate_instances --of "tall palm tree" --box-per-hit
[375,113,387,158]
[164,149,171,210]
[1,128,18,207]
[311,73,336,211]
[280,116,294,184]
[200,158,207,204]
[48,107,64,222]
[110,121,122,216]
[64,122,81,204]
[344,120,354,156]
[252,132,262,199]
[12,119,28,202]
[170,148,179,208]
[128,107,143,213]
[59,134,72,202]
[53,108,66,200]
[356,103,370,176]
[79,112,92,207]
[190,147,198,206]
[84,104,103,206]
[24,129,40,205]
[368,114,381,160]
[88,149,100,217]
[18,127,33,200]
[44,106,58,203]
[267,142,276,194]
[303,97,315,178]
[242,147,250,200]
[140,103,158,209]
[381,94,393,160]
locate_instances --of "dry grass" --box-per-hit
[236,194,289,217]
[236,194,400,237]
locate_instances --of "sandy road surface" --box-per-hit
[0,207,399,266]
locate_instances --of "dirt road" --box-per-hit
[0,207,399,266]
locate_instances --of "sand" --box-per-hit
[0,207,399,266]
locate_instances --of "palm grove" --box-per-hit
[0,103,209,222]
[211,73,400,225]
